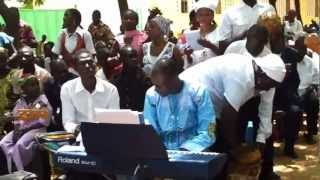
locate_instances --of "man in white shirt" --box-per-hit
[295,37,319,144]
[219,0,275,52]
[225,24,281,179]
[53,9,96,73]
[60,49,119,134]
[284,10,304,41]
[225,24,271,57]
[180,54,286,157]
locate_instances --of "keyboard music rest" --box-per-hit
[53,150,227,179]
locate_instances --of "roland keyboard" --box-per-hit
[54,150,227,179]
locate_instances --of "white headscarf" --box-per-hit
[194,0,219,12]
[254,54,286,83]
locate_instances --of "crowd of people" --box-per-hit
[0,0,319,179]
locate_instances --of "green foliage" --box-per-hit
[17,0,45,9]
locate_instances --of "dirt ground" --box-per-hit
[274,134,320,180]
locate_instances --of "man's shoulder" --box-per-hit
[61,77,80,91]
[97,78,118,91]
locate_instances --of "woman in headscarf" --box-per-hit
[181,0,221,68]
[0,76,52,173]
[142,15,183,77]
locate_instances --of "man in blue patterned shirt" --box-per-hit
[144,58,216,152]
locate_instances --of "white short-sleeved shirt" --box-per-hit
[297,55,320,96]
[53,27,96,55]
[60,77,119,133]
[219,2,275,41]
[225,39,271,58]
[180,54,276,143]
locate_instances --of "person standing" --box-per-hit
[53,9,95,73]
[88,10,115,45]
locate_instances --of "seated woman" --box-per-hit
[0,75,52,173]
[143,58,215,152]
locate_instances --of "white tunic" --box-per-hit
[219,2,275,41]
[180,54,275,143]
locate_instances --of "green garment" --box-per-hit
[0,69,19,116]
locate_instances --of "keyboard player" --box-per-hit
[144,58,216,152]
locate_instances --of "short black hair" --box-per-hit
[44,41,54,48]
[125,9,139,22]
[152,58,183,78]
[247,24,269,41]
[66,8,82,27]
[92,10,101,17]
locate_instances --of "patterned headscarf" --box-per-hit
[151,15,171,36]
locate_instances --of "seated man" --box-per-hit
[273,47,302,159]
[14,46,51,93]
[144,59,216,152]
[61,49,120,134]
[180,53,286,156]
[60,49,119,180]
[295,36,320,144]
[44,58,77,131]
[0,76,52,173]
[111,45,152,111]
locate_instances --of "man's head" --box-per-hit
[253,54,286,91]
[44,42,54,58]
[75,49,96,79]
[50,58,70,84]
[123,9,139,31]
[92,10,101,25]
[243,0,257,7]
[0,47,9,70]
[20,75,41,100]
[151,59,182,97]
[41,34,47,42]
[119,45,138,73]
[18,46,35,69]
[63,8,82,28]
[287,9,296,23]
[293,36,307,62]
[246,25,269,57]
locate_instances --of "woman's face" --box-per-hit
[196,8,214,28]
[147,20,162,40]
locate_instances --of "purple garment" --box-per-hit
[0,94,52,172]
